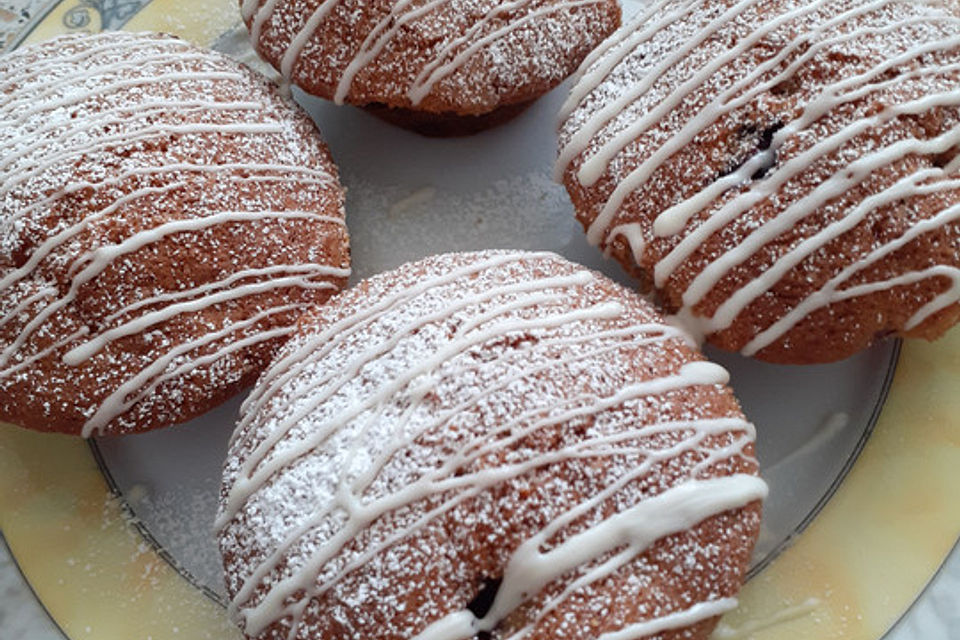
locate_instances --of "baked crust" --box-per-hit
[242,0,621,133]
[559,0,960,363]
[217,250,763,640]
[0,32,350,436]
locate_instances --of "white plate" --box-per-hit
[1,1,959,638]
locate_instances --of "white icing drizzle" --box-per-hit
[218,252,763,640]
[562,0,676,114]
[226,297,629,530]
[81,303,305,438]
[2,161,333,236]
[58,210,345,364]
[558,0,960,357]
[596,598,739,640]
[226,251,566,455]
[99,263,338,324]
[246,0,613,107]
[0,36,164,91]
[1,48,240,111]
[417,475,765,640]
[405,0,608,106]
[0,32,348,435]
[606,222,647,262]
[279,0,342,80]
[743,199,960,354]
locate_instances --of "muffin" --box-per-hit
[217,251,765,640]
[0,31,350,436]
[558,0,960,363]
[242,0,622,135]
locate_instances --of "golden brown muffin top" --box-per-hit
[243,0,621,115]
[559,0,960,363]
[0,31,349,435]
[218,250,763,640]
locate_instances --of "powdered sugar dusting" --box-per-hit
[217,251,763,640]
[247,0,620,113]
[0,31,349,435]
[559,0,960,362]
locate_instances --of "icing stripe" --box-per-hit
[81,303,305,437]
[592,598,739,640]
[558,0,960,356]
[415,475,764,640]
[228,251,562,453]
[0,32,347,434]
[252,0,612,107]
[218,252,762,639]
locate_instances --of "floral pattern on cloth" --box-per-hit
[0,0,150,51]
[0,0,37,50]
